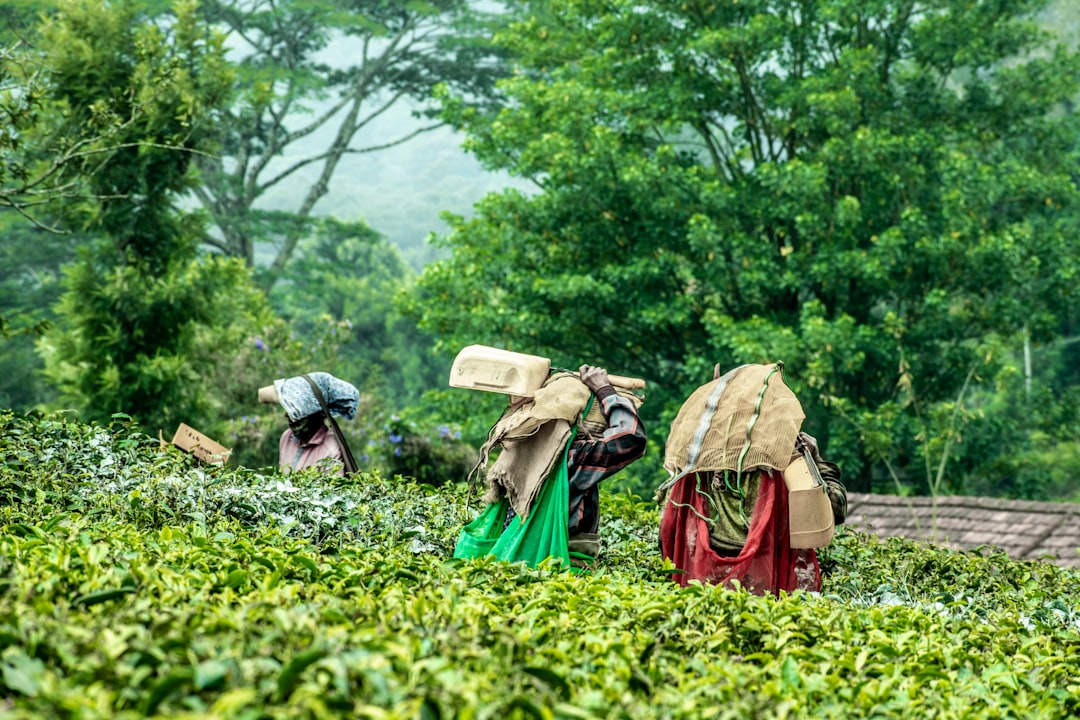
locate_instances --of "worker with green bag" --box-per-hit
[448,347,647,569]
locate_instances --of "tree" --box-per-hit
[416,0,1080,491]
[2,0,186,411]
[1,25,132,229]
[2,1,158,410]
[270,217,442,406]
[190,0,513,283]
[37,0,244,432]
[0,215,78,409]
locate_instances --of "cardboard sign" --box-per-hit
[170,423,231,465]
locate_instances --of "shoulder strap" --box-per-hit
[301,374,359,476]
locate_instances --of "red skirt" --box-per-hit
[659,470,820,596]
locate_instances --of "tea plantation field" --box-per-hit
[2,411,1079,718]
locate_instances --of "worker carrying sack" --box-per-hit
[301,374,359,476]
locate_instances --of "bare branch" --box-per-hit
[254,83,426,193]
[190,1,505,274]
[341,123,444,155]
[1,202,70,234]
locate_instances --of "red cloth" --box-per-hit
[659,470,820,596]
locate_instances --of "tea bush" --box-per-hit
[2,411,1079,718]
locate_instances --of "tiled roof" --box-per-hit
[845,493,1080,569]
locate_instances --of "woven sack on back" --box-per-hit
[479,372,590,516]
[485,419,572,518]
[481,373,590,453]
[498,370,641,441]
[664,363,804,478]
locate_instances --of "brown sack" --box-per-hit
[485,419,573,518]
[664,363,804,478]
[479,373,591,517]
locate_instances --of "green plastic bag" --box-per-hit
[454,427,575,569]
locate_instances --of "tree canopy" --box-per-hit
[37,0,250,433]
[417,0,1080,489]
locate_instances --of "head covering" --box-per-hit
[259,372,359,422]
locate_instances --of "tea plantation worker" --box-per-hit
[454,364,647,568]
[656,362,846,596]
[257,372,360,476]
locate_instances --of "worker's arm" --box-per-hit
[818,459,847,526]
[570,366,647,491]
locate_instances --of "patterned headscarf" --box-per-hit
[273,372,359,422]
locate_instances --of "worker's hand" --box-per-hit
[796,431,821,461]
[579,365,611,393]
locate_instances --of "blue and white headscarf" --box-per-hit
[273,372,359,422]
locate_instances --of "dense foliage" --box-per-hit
[0,219,73,408]
[2,411,1080,718]
[33,0,245,434]
[418,0,1080,494]
[4,0,1080,503]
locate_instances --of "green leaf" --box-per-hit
[194,659,229,690]
[293,554,319,575]
[73,586,136,607]
[276,649,328,701]
[223,569,248,589]
[523,666,570,700]
[1,652,45,697]
[780,656,800,691]
[141,668,194,715]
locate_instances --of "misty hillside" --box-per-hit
[259,98,532,270]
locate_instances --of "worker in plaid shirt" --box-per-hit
[500,365,647,561]
[564,365,648,558]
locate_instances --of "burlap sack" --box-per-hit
[486,419,573,519]
[480,372,591,517]
[664,363,804,478]
[482,373,591,450]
